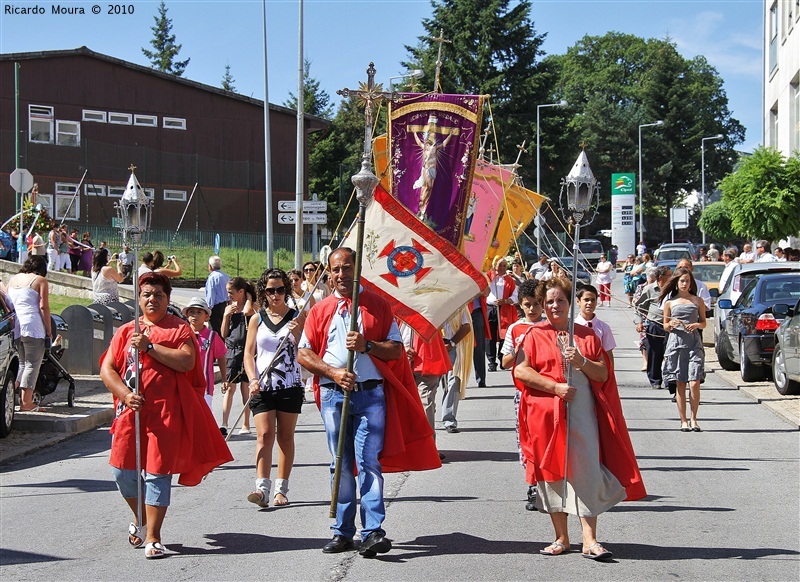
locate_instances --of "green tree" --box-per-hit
[546,33,744,239]
[284,59,333,120]
[697,200,738,241]
[719,147,800,241]
[402,0,551,183]
[142,1,190,76]
[221,64,236,92]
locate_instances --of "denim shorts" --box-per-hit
[111,467,173,507]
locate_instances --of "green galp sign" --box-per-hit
[611,173,635,195]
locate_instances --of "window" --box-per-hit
[56,120,80,146]
[770,2,779,73]
[163,189,187,202]
[163,117,186,130]
[108,112,132,125]
[29,104,53,143]
[54,183,79,221]
[144,188,155,200]
[36,194,53,217]
[108,186,125,198]
[85,184,105,197]
[82,110,106,123]
[134,114,158,127]
[770,105,779,148]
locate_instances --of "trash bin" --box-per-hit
[61,305,106,375]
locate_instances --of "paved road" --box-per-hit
[1,282,799,580]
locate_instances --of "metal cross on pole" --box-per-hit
[428,28,451,92]
[329,62,390,519]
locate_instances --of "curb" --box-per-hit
[713,368,800,429]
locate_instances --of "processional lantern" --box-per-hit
[115,165,153,249]
[560,150,599,226]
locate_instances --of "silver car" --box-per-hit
[714,262,800,371]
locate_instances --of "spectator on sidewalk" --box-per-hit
[205,255,230,334]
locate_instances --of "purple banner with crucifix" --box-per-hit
[388,93,485,248]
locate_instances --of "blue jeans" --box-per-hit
[320,384,386,540]
[111,467,173,506]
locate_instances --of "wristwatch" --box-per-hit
[363,341,374,354]
[144,341,154,354]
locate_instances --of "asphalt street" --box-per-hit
[1,280,799,581]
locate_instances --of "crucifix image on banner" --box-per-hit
[388,93,484,248]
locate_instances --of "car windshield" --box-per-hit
[556,258,587,270]
[692,264,726,282]
[657,250,691,261]
[579,240,603,254]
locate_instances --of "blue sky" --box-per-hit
[1,0,763,151]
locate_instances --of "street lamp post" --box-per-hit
[700,134,724,244]
[536,100,568,256]
[389,69,424,92]
[638,120,664,248]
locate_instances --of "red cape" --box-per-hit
[411,332,452,376]
[513,323,646,501]
[103,314,233,486]
[487,273,517,339]
[304,291,441,473]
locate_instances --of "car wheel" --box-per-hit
[772,345,800,395]
[0,373,14,438]
[716,332,739,371]
[740,337,764,382]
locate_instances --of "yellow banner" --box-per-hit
[373,134,391,193]
[483,181,545,272]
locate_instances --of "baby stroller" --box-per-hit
[33,322,76,407]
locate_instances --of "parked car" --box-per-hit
[713,262,800,367]
[653,249,692,271]
[716,273,800,382]
[772,298,800,395]
[552,256,592,287]
[655,242,697,261]
[578,239,604,267]
[0,289,20,438]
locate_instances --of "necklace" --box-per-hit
[267,307,288,318]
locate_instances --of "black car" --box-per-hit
[717,273,800,382]
[772,298,800,395]
[0,290,20,437]
[552,256,592,287]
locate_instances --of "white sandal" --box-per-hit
[144,541,167,559]
[128,522,147,548]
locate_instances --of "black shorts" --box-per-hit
[226,352,248,383]
[249,385,304,415]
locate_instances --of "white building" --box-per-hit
[764,0,800,155]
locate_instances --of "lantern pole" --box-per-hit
[558,150,600,508]
[115,165,153,541]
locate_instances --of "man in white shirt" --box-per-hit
[739,243,756,264]
[528,255,549,280]
[719,248,739,292]
[755,240,777,263]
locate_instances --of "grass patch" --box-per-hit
[49,294,93,314]
[147,246,314,280]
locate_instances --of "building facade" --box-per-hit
[764,0,800,156]
[0,47,329,237]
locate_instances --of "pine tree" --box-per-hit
[142,1,190,77]
[221,64,236,92]
[284,59,333,120]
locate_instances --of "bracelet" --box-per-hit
[249,379,260,386]
[575,356,587,370]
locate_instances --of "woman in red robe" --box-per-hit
[101,272,232,559]
[514,277,645,561]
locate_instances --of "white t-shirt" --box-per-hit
[595,260,613,285]
[575,314,616,352]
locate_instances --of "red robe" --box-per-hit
[303,291,441,473]
[411,332,452,376]
[513,323,646,501]
[104,314,233,486]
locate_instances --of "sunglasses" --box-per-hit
[264,286,286,296]
[303,267,316,272]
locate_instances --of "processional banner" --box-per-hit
[462,159,511,271]
[388,93,485,248]
[341,185,488,341]
[483,179,545,272]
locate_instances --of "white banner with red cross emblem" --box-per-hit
[342,185,488,341]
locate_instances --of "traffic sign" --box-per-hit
[10,168,33,194]
[214,233,220,255]
[278,212,327,225]
[277,200,327,212]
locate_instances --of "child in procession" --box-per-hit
[575,284,617,369]
[183,297,228,412]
